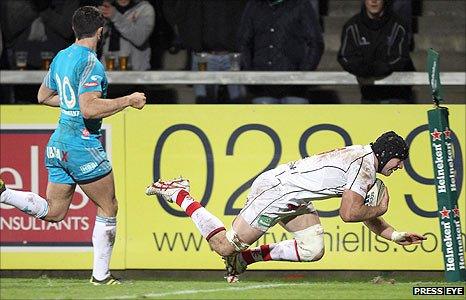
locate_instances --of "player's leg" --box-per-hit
[281,212,325,261]
[146,179,228,252]
[43,182,76,222]
[0,171,75,222]
[78,171,119,284]
[42,164,77,222]
[209,214,264,257]
[0,180,49,219]
[146,176,273,257]
[236,212,324,268]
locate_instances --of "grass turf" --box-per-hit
[0,277,465,299]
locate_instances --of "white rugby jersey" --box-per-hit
[273,145,376,200]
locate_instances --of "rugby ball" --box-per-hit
[364,178,385,206]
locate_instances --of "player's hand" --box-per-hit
[394,232,427,245]
[128,92,146,109]
[99,1,116,19]
[377,187,389,216]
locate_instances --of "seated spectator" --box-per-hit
[163,0,248,104]
[99,0,155,71]
[239,0,324,104]
[337,0,415,104]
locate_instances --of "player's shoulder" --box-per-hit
[77,50,100,66]
[339,145,374,165]
[75,50,104,75]
[51,46,73,65]
[346,144,372,155]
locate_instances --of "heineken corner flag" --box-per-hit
[427,49,465,281]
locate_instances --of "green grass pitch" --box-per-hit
[1,276,465,299]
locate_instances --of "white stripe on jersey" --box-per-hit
[274,145,376,200]
[43,70,51,88]
[79,52,96,88]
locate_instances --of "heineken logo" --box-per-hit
[452,206,460,218]
[454,219,466,270]
[440,206,451,219]
[430,127,456,194]
[431,128,442,141]
[428,106,464,280]
[445,141,457,192]
[444,127,452,139]
[430,127,452,142]
[430,60,437,89]
[433,143,446,193]
[441,221,456,271]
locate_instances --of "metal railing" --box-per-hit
[1,71,465,86]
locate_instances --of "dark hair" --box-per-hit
[72,6,106,40]
[371,131,409,172]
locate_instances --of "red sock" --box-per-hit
[175,190,201,216]
[241,244,272,264]
[240,240,300,264]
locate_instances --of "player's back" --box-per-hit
[275,145,376,199]
[46,44,107,145]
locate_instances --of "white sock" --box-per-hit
[191,207,225,240]
[173,190,225,240]
[0,188,49,219]
[240,240,299,265]
[92,216,117,280]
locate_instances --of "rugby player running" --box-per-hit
[0,6,146,285]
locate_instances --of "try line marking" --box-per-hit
[107,283,310,299]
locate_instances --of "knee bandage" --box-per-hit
[226,229,250,252]
[292,224,325,261]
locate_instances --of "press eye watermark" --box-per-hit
[413,287,464,296]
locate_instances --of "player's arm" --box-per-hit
[38,70,60,107]
[339,188,388,222]
[37,82,60,107]
[364,217,427,245]
[79,91,146,119]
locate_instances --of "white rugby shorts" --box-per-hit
[238,165,316,232]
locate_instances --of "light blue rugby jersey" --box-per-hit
[44,44,108,144]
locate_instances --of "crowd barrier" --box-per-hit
[1,71,465,85]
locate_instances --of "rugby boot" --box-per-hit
[90,274,121,285]
[145,177,190,203]
[223,252,248,283]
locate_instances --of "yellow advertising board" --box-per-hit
[125,105,465,270]
[1,105,465,270]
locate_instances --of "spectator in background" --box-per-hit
[163,0,248,104]
[392,0,413,50]
[99,0,155,71]
[147,0,176,70]
[0,0,79,104]
[309,0,320,24]
[337,0,414,104]
[239,0,324,104]
[0,25,3,59]
[0,0,79,70]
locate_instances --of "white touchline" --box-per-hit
[107,283,309,299]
